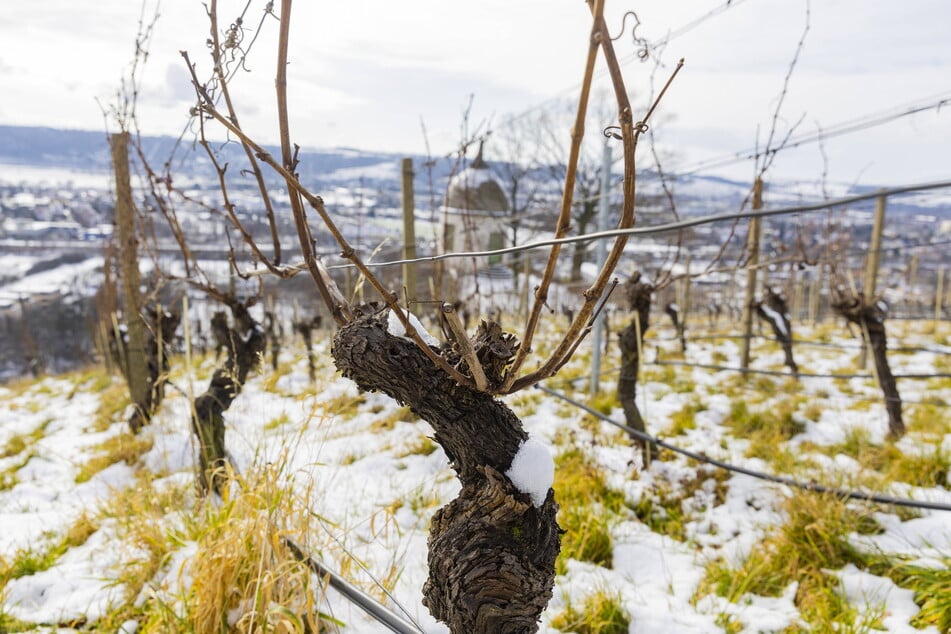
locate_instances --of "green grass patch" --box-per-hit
[1,419,52,459]
[907,403,951,437]
[320,392,366,420]
[589,391,618,416]
[0,513,99,588]
[825,427,949,490]
[370,405,418,432]
[71,365,114,392]
[553,449,625,573]
[264,411,292,431]
[397,435,438,458]
[694,491,887,629]
[550,589,630,634]
[93,379,132,432]
[0,451,38,492]
[642,364,696,394]
[883,560,951,631]
[668,397,706,436]
[723,399,806,466]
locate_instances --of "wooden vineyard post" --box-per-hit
[401,158,418,306]
[111,131,151,432]
[936,267,945,324]
[739,178,763,372]
[859,193,886,368]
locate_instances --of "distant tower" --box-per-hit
[441,140,510,271]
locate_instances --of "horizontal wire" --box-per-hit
[490,0,754,134]
[680,92,951,175]
[544,360,951,409]
[324,178,951,271]
[538,385,951,512]
[679,333,951,356]
[648,358,951,381]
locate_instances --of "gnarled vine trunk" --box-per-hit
[832,291,903,438]
[754,287,798,376]
[293,315,321,382]
[664,302,686,353]
[192,303,265,494]
[111,304,181,433]
[618,274,657,460]
[332,309,560,633]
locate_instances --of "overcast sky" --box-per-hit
[1,0,949,186]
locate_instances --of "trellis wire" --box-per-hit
[324,178,951,271]
[538,385,951,512]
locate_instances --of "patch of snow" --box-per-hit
[387,307,440,347]
[4,519,148,624]
[505,435,554,507]
[834,564,940,633]
[695,582,800,633]
[759,303,788,337]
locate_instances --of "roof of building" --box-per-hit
[445,141,509,213]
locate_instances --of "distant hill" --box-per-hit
[0,125,448,187]
[1,124,949,219]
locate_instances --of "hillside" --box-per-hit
[0,313,949,632]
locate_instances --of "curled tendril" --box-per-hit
[634,121,650,134]
[602,125,622,140]
[611,10,652,62]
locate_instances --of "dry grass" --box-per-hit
[75,431,154,483]
[185,466,330,633]
[92,379,133,432]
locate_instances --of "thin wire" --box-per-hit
[489,0,752,133]
[309,511,426,631]
[538,385,951,512]
[281,537,423,634]
[681,333,951,356]
[325,178,951,271]
[648,358,951,380]
[545,361,951,409]
[681,92,951,175]
[647,0,755,49]
[225,453,424,633]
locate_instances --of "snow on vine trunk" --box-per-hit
[332,308,560,633]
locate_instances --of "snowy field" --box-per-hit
[0,315,949,632]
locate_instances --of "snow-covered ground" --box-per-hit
[0,316,949,632]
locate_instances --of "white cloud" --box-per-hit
[0,0,948,183]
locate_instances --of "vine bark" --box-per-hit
[332,309,560,633]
